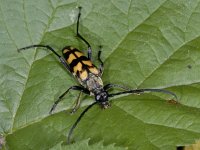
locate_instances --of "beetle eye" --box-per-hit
[96,95,101,100]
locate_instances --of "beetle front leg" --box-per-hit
[70,91,82,114]
[49,85,89,114]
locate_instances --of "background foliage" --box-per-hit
[1,0,200,149]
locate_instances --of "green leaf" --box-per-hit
[1,0,200,149]
[49,139,125,150]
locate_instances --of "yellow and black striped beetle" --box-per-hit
[18,7,178,144]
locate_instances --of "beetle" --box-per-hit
[18,7,178,144]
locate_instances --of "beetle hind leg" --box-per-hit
[76,7,92,59]
[97,46,104,76]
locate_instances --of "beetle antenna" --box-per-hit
[108,88,178,100]
[67,101,98,144]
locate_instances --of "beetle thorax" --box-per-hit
[85,73,103,94]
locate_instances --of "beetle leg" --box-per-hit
[76,7,92,59]
[70,91,82,114]
[49,85,89,114]
[18,45,71,72]
[97,46,104,76]
[104,83,131,91]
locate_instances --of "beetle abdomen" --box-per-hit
[62,46,99,81]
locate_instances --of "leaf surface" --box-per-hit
[1,0,200,149]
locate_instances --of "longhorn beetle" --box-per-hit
[18,7,178,144]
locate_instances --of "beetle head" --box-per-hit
[95,90,110,109]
